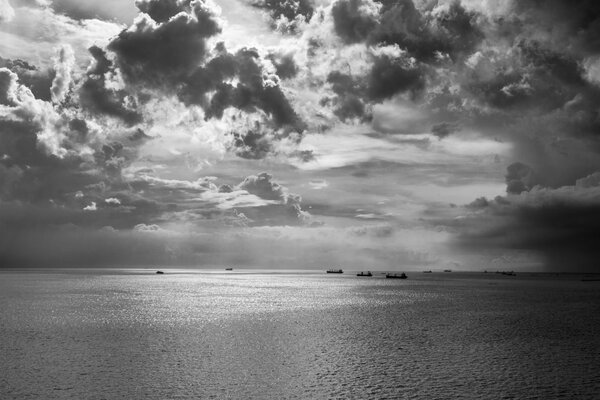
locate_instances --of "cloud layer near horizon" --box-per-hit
[1,0,600,271]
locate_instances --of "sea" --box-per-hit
[1,269,599,399]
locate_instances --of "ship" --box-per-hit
[326,269,343,274]
[356,271,373,277]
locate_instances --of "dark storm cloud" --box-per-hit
[185,46,305,132]
[512,0,600,55]
[452,176,600,272]
[331,0,379,44]
[322,53,425,121]
[366,54,425,101]
[331,0,482,62]
[107,3,221,85]
[89,1,305,153]
[322,71,367,121]
[465,41,595,113]
[79,46,143,125]
[309,0,484,122]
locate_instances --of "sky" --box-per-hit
[1,0,600,271]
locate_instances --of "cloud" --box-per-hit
[108,2,222,85]
[0,56,54,101]
[4,0,600,272]
[445,172,600,271]
[83,201,97,211]
[330,0,482,62]
[78,49,142,126]
[20,0,137,24]
[505,162,538,194]
[0,66,67,158]
[105,197,121,205]
[0,5,123,67]
[134,0,192,23]
[181,45,306,134]
[431,121,459,139]
[0,0,15,23]
[237,172,288,200]
[50,44,75,103]
[251,0,314,33]
[331,0,380,44]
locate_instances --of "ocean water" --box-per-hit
[1,270,599,399]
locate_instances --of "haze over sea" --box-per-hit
[1,269,599,399]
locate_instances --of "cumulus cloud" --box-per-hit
[105,197,121,205]
[108,2,222,85]
[50,44,75,103]
[4,0,600,272]
[83,201,97,211]
[0,56,54,101]
[251,0,314,33]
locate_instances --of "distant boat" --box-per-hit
[386,272,407,279]
[326,269,343,274]
[443,269,452,272]
[356,271,373,277]
[156,270,164,274]
[225,267,233,271]
[423,270,432,273]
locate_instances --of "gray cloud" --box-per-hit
[452,177,600,272]
[511,0,600,55]
[0,57,54,101]
[79,46,143,126]
[331,0,379,44]
[431,121,460,139]
[135,0,192,23]
[331,0,482,62]
[505,162,538,194]
[107,3,221,86]
[251,0,314,33]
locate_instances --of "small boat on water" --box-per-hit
[423,270,432,273]
[156,270,164,274]
[356,271,373,277]
[443,269,452,272]
[326,269,343,274]
[386,272,407,279]
[225,267,233,271]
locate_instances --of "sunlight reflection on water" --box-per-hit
[1,270,599,399]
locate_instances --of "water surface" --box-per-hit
[1,270,599,399]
